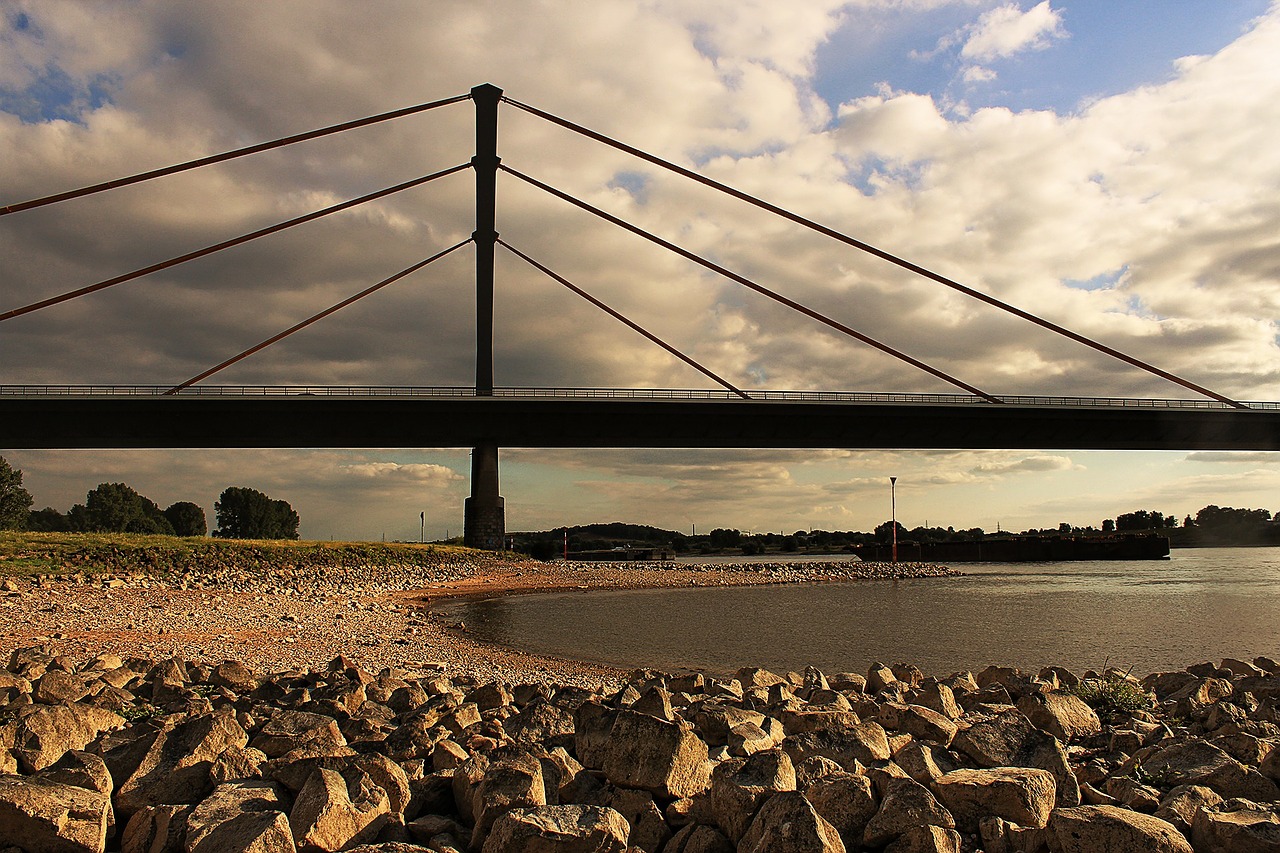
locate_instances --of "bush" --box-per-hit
[1067,674,1154,722]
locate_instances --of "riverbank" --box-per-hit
[0,532,957,686]
[1,541,1277,851]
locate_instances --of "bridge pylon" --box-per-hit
[464,83,506,550]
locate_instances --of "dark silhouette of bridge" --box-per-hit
[2,84,1277,548]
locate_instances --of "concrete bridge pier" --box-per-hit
[464,442,505,549]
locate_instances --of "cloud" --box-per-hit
[339,462,463,483]
[971,455,1079,475]
[1184,452,1280,465]
[960,2,1066,62]
[3,2,1280,539]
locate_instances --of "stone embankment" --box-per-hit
[2,648,1279,853]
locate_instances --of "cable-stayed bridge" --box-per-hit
[3,84,1277,547]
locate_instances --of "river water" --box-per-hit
[440,547,1280,678]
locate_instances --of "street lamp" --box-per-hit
[890,477,898,563]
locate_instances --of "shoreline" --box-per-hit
[0,556,958,688]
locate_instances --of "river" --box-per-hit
[439,547,1280,678]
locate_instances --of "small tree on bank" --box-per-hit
[0,457,34,530]
[164,501,207,537]
[82,483,174,534]
[214,487,299,539]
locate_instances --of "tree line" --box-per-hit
[0,456,298,539]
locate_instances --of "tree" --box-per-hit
[26,508,69,532]
[1195,505,1271,528]
[1102,518,1115,533]
[164,502,207,537]
[0,457,34,530]
[214,487,299,539]
[1115,510,1171,531]
[708,528,741,548]
[874,520,907,543]
[83,483,174,534]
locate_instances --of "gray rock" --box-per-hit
[0,774,111,853]
[481,804,630,853]
[708,748,796,842]
[1191,804,1280,853]
[288,766,390,853]
[951,708,1080,807]
[933,767,1056,833]
[601,710,710,799]
[1047,804,1192,853]
[863,776,954,848]
[805,771,877,850]
[884,824,961,853]
[738,791,845,853]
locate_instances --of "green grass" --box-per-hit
[0,530,513,579]
[1066,672,1155,722]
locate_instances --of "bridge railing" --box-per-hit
[1,385,1276,410]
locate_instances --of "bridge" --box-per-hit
[3,84,1278,547]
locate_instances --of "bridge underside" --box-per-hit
[2,397,1278,451]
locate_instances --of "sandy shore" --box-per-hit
[0,556,956,687]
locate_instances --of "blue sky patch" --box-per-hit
[1064,266,1128,292]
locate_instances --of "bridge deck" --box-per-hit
[2,388,1278,450]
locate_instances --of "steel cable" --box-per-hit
[502,95,1245,409]
[501,164,1000,403]
[166,238,472,393]
[0,163,470,323]
[497,238,750,399]
[1,93,471,216]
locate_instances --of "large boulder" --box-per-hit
[108,710,249,818]
[1047,805,1192,853]
[11,702,124,772]
[951,708,1080,806]
[933,767,1056,833]
[1016,693,1101,742]
[877,703,958,746]
[1140,740,1280,800]
[601,710,710,799]
[884,824,961,853]
[250,710,346,759]
[0,774,111,853]
[471,751,547,845]
[780,720,891,770]
[863,777,954,849]
[120,803,192,853]
[481,804,630,853]
[1191,805,1280,853]
[289,766,390,853]
[1152,784,1223,834]
[805,771,877,851]
[184,780,295,853]
[708,748,795,842]
[738,791,846,853]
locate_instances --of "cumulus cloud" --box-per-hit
[2,2,1279,537]
[960,2,1065,62]
[971,455,1079,475]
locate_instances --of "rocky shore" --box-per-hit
[1,649,1279,852]
[0,553,1276,852]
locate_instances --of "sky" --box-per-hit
[2,0,1279,541]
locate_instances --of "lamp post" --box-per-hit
[890,476,898,563]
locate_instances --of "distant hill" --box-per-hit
[516,522,683,544]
